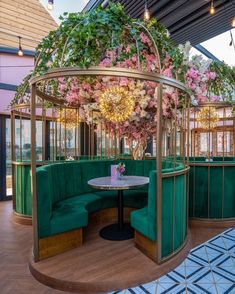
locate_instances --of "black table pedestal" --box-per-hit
[99,223,134,241]
[99,190,134,241]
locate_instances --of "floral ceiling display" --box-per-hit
[13,3,235,147]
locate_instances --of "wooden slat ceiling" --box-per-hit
[85,0,235,46]
[0,0,58,51]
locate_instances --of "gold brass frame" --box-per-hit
[189,101,235,223]
[29,66,190,263]
[190,101,235,158]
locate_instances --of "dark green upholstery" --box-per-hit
[188,161,235,219]
[130,165,188,259]
[36,159,156,238]
[15,164,32,215]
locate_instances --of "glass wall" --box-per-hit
[0,115,12,200]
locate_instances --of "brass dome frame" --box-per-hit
[29,66,191,263]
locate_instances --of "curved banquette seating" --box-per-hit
[36,159,188,262]
[188,158,235,221]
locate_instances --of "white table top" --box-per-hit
[88,176,149,190]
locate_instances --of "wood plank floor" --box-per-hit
[0,201,226,294]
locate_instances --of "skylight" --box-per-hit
[201,29,235,66]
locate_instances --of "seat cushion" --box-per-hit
[50,203,88,236]
[55,193,102,213]
[131,207,156,241]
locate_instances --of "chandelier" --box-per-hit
[197,107,219,130]
[99,86,134,123]
[57,109,80,129]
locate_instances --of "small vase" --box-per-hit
[117,172,123,180]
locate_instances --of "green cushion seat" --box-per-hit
[130,171,157,242]
[131,206,156,241]
[50,203,88,236]
[54,193,102,213]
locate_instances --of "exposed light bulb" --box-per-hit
[18,36,24,56]
[232,17,235,28]
[47,0,54,10]
[144,8,151,21]
[210,1,215,15]
[18,48,24,56]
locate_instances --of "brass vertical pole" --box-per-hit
[42,102,46,161]
[187,99,190,163]
[52,109,55,162]
[11,110,16,210]
[101,122,103,158]
[20,110,22,161]
[55,109,58,161]
[30,84,39,262]
[64,109,67,159]
[156,83,163,263]
[59,107,62,160]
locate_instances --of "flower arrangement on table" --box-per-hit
[116,162,126,178]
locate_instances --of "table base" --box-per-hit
[99,223,134,241]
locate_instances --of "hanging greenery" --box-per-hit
[12,2,234,126]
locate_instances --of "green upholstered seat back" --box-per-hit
[147,165,187,259]
[188,162,235,219]
[42,160,113,204]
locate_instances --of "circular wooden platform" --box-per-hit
[12,211,32,226]
[29,223,192,293]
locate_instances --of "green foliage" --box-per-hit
[209,61,235,101]
[12,2,234,105]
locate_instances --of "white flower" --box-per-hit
[140,110,148,118]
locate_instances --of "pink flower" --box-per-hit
[162,67,173,78]
[187,68,200,80]
[126,45,131,53]
[120,77,129,86]
[199,83,207,93]
[197,95,208,103]
[209,71,216,80]
[190,83,196,90]
[135,106,141,114]
[58,77,65,83]
[211,95,220,102]
[140,32,152,47]
[94,82,102,90]
[82,83,92,91]
[131,55,137,63]
[99,58,112,67]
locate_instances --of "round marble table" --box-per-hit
[88,176,149,241]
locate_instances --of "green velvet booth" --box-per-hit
[131,163,188,261]
[15,164,32,216]
[35,159,189,262]
[13,161,43,224]
[188,159,235,220]
[36,159,158,239]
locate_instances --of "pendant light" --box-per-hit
[144,0,151,21]
[231,17,235,27]
[210,0,215,15]
[18,36,24,56]
[47,0,54,11]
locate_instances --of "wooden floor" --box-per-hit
[0,201,226,294]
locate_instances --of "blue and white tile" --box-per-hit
[215,282,235,293]
[109,228,235,294]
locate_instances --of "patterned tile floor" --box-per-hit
[111,228,235,294]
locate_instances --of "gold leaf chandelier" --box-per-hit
[197,107,219,130]
[57,108,80,129]
[99,86,134,123]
